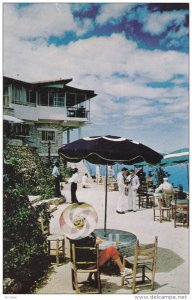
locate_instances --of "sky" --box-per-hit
[2,1,189,153]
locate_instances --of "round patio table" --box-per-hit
[94,229,137,275]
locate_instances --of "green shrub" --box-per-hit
[3,162,51,293]
[4,146,73,199]
[5,146,55,198]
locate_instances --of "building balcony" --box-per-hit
[11,104,90,123]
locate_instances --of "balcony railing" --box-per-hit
[67,107,90,119]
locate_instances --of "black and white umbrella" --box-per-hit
[58,135,163,232]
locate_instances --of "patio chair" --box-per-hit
[70,243,102,294]
[173,199,189,228]
[121,236,158,294]
[154,190,174,223]
[40,217,65,267]
[138,184,153,208]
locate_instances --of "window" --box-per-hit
[3,86,9,106]
[38,90,49,106]
[48,92,65,107]
[28,90,36,106]
[66,92,76,107]
[66,92,86,107]
[15,124,30,136]
[41,130,56,143]
[12,86,27,105]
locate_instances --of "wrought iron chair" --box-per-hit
[70,243,102,294]
[121,236,158,294]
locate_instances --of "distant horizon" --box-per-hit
[84,161,189,192]
[3,2,189,153]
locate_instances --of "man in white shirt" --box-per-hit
[70,168,79,203]
[155,178,174,194]
[116,168,128,214]
[82,173,88,188]
[52,162,61,197]
[127,169,140,212]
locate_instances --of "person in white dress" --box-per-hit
[116,168,128,214]
[126,169,140,212]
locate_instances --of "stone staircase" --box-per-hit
[29,195,66,213]
[67,161,93,183]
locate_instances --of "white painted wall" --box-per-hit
[12,104,67,121]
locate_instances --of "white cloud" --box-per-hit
[3,4,189,151]
[142,10,187,35]
[3,3,91,39]
[96,3,133,24]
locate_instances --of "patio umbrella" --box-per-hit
[58,135,163,232]
[160,148,189,166]
[160,148,189,188]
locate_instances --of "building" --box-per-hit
[3,76,97,157]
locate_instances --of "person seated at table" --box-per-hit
[69,215,130,281]
[146,172,153,186]
[155,177,174,194]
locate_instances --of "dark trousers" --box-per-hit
[54,177,61,197]
[71,182,78,203]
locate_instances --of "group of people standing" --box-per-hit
[52,162,89,204]
[116,167,140,214]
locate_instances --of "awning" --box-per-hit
[3,115,24,123]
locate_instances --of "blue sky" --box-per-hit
[3,2,189,153]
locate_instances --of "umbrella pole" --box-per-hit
[104,164,108,236]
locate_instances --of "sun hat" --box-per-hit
[59,202,98,240]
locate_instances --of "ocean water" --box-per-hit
[84,162,189,192]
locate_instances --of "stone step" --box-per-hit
[32,196,66,207]
[28,195,41,204]
[49,205,58,213]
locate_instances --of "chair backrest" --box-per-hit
[134,236,158,265]
[138,183,148,195]
[174,198,189,209]
[71,243,99,270]
[162,190,174,208]
[40,216,50,235]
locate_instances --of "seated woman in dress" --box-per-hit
[69,215,130,278]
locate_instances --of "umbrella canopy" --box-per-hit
[58,135,162,165]
[58,135,163,233]
[160,148,189,166]
[160,148,189,190]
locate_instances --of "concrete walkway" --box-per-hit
[34,182,189,295]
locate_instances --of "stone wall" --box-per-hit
[29,123,64,157]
